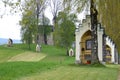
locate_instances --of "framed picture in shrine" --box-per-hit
[86,39,92,50]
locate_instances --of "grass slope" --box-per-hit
[0,44,119,80]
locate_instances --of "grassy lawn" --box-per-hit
[19,65,119,80]
[0,62,58,80]
[0,46,25,62]
[0,44,119,80]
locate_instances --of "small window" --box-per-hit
[86,39,92,50]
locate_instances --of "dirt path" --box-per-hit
[8,51,46,62]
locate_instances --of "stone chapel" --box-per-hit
[75,0,118,64]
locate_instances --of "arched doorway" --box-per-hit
[105,45,112,63]
[80,30,92,64]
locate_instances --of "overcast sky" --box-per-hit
[0,14,21,39]
[0,1,53,40]
[0,1,21,40]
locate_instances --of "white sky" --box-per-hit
[0,1,21,40]
[0,1,53,40]
[0,14,21,40]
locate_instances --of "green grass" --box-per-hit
[19,65,119,80]
[0,62,58,80]
[0,46,25,62]
[0,44,119,80]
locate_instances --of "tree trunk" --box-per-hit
[44,33,47,45]
[90,0,100,64]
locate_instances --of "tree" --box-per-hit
[57,11,76,52]
[48,0,63,45]
[63,0,87,13]
[49,0,87,46]
[19,5,37,49]
[2,0,49,44]
[19,0,52,48]
[2,0,90,48]
[90,0,99,64]
[49,0,62,27]
[40,13,52,45]
[33,0,49,47]
[97,0,120,53]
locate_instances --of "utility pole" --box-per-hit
[90,0,99,64]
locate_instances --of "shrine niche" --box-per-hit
[75,15,118,64]
[75,0,118,64]
[105,45,111,63]
[80,30,92,64]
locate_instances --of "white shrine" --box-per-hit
[75,15,119,64]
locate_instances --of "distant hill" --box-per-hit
[0,38,22,45]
